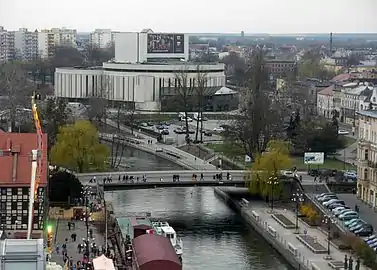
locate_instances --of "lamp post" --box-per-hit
[81,186,91,257]
[291,189,304,233]
[267,175,279,213]
[322,215,335,260]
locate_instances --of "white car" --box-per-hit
[339,211,358,219]
[213,127,225,132]
[335,209,354,217]
[338,130,349,135]
[323,199,343,207]
[332,207,346,215]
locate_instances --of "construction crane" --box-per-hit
[27,93,43,240]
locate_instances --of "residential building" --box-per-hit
[265,59,296,77]
[357,110,377,206]
[37,31,55,59]
[333,82,375,126]
[0,133,48,238]
[0,26,15,62]
[51,27,77,47]
[14,28,38,61]
[317,85,334,118]
[90,29,113,49]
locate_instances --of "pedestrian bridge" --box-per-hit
[101,179,246,191]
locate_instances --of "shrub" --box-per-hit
[343,233,377,268]
[299,203,321,225]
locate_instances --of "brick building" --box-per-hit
[0,133,48,238]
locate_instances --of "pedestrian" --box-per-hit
[55,243,60,254]
[68,221,71,230]
[89,228,93,239]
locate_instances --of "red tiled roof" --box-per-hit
[132,234,181,269]
[0,133,48,186]
[331,73,351,83]
[318,85,335,96]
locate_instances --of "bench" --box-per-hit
[240,198,249,207]
[287,242,297,256]
[311,262,321,270]
[251,210,260,221]
[267,225,276,237]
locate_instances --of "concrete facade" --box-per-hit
[90,29,113,49]
[14,28,38,61]
[357,110,377,206]
[54,63,225,111]
[0,27,15,63]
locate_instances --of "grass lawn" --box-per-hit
[206,143,356,171]
[340,135,357,147]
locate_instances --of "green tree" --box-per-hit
[51,120,109,173]
[249,140,292,195]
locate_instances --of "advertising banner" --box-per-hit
[147,33,184,54]
[304,152,325,165]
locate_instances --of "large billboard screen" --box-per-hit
[304,152,324,165]
[147,33,185,54]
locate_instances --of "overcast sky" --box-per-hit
[1,0,377,33]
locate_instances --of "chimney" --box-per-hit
[329,32,333,56]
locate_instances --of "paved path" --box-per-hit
[246,205,367,270]
[50,219,105,268]
[105,119,217,170]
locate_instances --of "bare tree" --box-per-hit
[226,49,281,159]
[0,62,35,131]
[174,68,195,143]
[110,136,126,170]
[194,66,209,142]
[116,103,136,135]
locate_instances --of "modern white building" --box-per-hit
[90,29,113,49]
[14,28,38,61]
[54,29,228,111]
[0,26,15,63]
[38,31,55,59]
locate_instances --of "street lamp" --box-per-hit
[267,175,279,212]
[291,189,304,233]
[322,215,335,260]
[81,186,91,257]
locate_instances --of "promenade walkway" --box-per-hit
[104,119,216,170]
[245,204,367,270]
[49,219,105,268]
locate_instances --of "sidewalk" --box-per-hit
[49,219,105,268]
[245,204,367,270]
[105,118,216,170]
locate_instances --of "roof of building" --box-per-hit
[331,73,351,83]
[132,234,181,268]
[0,133,48,186]
[357,110,377,118]
[318,85,334,96]
[116,216,152,239]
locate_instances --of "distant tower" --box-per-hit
[329,32,333,56]
[241,31,245,38]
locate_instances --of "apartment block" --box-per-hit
[357,110,377,207]
[90,29,113,49]
[50,27,77,47]
[14,28,38,61]
[0,26,15,62]
[38,31,56,59]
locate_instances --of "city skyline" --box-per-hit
[1,0,377,34]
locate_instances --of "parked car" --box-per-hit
[363,234,376,242]
[160,129,169,135]
[336,209,355,217]
[323,199,344,207]
[202,130,212,136]
[328,203,345,210]
[174,128,184,134]
[355,225,373,237]
[338,130,350,135]
[339,212,359,221]
[315,193,334,200]
[318,195,338,203]
[213,127,225,132]
[345,218,362,227]
[349,221,367,232]
[182,127,195,134]
[332,207,347,215]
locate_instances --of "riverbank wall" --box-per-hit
[214,187,308,270]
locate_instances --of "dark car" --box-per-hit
[174,128,184,134]
[355,225,374,237]
[160,129,169,135]
[203,130,212,136]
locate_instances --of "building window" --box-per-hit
[365,149,369,160]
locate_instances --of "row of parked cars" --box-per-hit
[315,193,373,238]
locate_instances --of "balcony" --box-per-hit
[358,159,369,167]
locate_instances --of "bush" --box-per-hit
[343,233,377,268]
[299,203,321,225]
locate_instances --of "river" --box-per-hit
[105,187,291,270]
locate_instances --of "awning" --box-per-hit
[93,255,116,270]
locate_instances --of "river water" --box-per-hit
[105,187,291,270]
